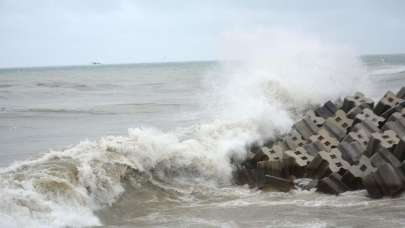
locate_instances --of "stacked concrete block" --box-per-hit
[397,87,405,99]
[370,148,401,168]
[305,110,325,128]
[263,175,294,192]
[285,147,314,177]
[235,87,405,199]
[317,173,350,195]
[306,149,350,179]
[292,117,319,140]
[365,130,399,157]
[387,109,405,122]
[393,137,405,162]
[341,155,376,190]
[323,110,353,141]
[337,141,364,165]
[347,103,372,119]
[303,141,328,156]
[258,160,284,178]
[259,147,284,177]
[262,145,282,161]
[374,91,403,115]
[354,108,385,127]
[315,100,338,119]
[383,112,405,138]
[352,119,380,137]
[309,128,339,151]
[381,101,405,119]
[342,92,374,113]
[343,128,370,150]
[364,163,405,198]
[284,130,307,150]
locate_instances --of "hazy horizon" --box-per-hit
[1,52,405,70]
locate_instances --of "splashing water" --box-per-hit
[0,28,372,227]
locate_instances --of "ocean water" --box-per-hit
[0,52,405,227]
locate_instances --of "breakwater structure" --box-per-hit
[234,87,405,199]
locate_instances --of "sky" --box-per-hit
[0,0,405,68]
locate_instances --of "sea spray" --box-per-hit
[0,28,373,227]
[204,28,371,125]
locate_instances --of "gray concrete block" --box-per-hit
[315,100,338,119]
[305,110,325,128]
[383,114,405,138]
[264,175,294,192]
[355,108,385,127]
[366,130,399,157]
[323,110,353,141]
[387,109,405,122]
[331,110,354,131]
[347,103,372,119]
[376,163,404,196]
[338,141,365,165]
[342,92,374,113]
[242,143,272,170]
[317,173,350,195]
[363,172,384,199]
[257,159,284,177]
[306,149,350,179]
[374,91,403,115]
[304,141,328,156]
[352,119,381,137]
[341,155,376,190]
[400,161,405,175]
[264,143,287,159]
[381,101,405,119]
[370,148,401,168]
[309,128,339,151]
[284,130,307,150]
[324,120,347,141]
[397,86,405,99]
[393,136,405,162]
[343,128,370,150]
[285,147,314,177]
[292,117,320,140]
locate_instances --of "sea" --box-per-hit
[1,53,405,227]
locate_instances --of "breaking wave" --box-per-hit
[0,28,371,227]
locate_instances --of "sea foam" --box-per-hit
[0,28,371,227]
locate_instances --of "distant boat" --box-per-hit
[92,62,101,65]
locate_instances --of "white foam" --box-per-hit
[0,120,260,227]
[0,28,371,227]
[204,27,371,131]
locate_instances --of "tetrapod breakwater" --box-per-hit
[235,87,405,199]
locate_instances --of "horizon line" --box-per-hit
[1,53,405,70]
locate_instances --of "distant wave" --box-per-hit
[4,103,190,116]
[0,84,14,88]
[21,108,116,115]
[369,65,405,76]
[35,82,90,90]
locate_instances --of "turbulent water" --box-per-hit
[1,39,405,227]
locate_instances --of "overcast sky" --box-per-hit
[1,0,405,68]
